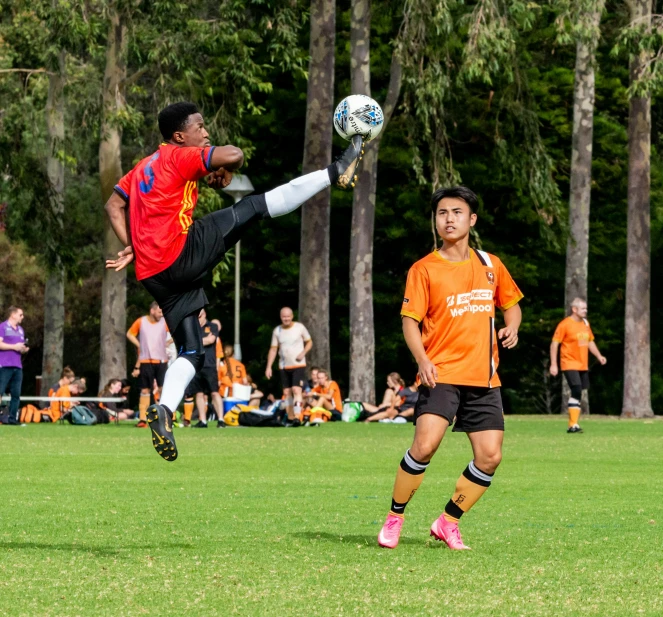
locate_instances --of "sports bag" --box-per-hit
[342,401,363,422]
[69,405,97,425]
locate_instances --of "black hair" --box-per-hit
[430,186,479,214]
[158,102,199,140]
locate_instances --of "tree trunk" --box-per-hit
[41,51,65,395]
[348,0,402,401]
[99,8,128,388]
[298,0,335,371]
[622,0,653,418]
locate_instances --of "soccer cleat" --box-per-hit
[146,404,178,462]
[194,421,208,428]
[332,135,365,189]
[430,515,471,550]
[135,420,148,429]
[216,420,225,429]
[567,425,583,433]
[378,513,404,549]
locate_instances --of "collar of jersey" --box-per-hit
[433,249,472,266]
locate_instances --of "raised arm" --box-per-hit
[209,146,244,172]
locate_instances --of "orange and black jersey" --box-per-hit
[401,248,523,388]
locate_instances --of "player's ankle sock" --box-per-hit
[138,394,150,422]
[264,169,330,218]
[294,402,302,420]
[160,358,196,412]
[390,450,429,516]
[568,399,581,427]
[183,399,194,422]
[443,461,493,522]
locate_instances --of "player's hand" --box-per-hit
[207,167,233,189]
[265,366,272,379]
[598,355,607,365]
[106,246,134,271]
[132,367,140,378]
[498,326,518,349]
[295,353,305,362]
[549,365,559,377]
[417,358,438,389]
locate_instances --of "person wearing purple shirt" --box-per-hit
[0,306,29,424]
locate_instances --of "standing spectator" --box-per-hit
[550,297,607,434]
[127,302,170,428]
[0,306,29,425]
[190,309,224,428]
[265,307,312,424]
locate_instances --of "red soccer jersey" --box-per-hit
[114,143,215,280]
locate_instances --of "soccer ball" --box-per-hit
[333,95,384,142]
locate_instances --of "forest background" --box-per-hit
[0,0,661,415]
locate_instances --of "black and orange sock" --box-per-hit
[183,399,194,423]
[443,461,493,523]
[390,450,429,517]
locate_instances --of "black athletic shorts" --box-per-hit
[414,384,504,432]
[563,370,589,391]
[138,362,168,391]
[141,194,268,334]
[186,367,219,396]
[280,367,307,390]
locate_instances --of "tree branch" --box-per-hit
[0,68,52,75]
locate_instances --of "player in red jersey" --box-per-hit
[105,102,364,461]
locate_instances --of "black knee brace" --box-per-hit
[173,312,205,372]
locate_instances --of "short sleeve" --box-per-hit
[114,168,134,201]
[401,264,429,322]
[216,338,223,359]
[128,319,141,337]
[300,324,312,342]
[552,321,566,343]
[494,259,524,310]
[171,146,216,182]
[270,328,279,348]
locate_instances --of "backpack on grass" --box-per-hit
[68,405,97,425]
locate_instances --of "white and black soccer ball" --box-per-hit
[333,94,384,142]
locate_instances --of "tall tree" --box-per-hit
[298,0,335,369]
[556,0,605,415]
[99,5,127,388]
[622,0,653,418]
[348,0,401,401]
[41,49,65,395]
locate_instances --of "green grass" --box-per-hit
[0,416,662,616]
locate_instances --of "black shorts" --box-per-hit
[563,370,589,391]
[414,384,504,432]
[138,362,168,391]
[186,367,219,396]
[141,194,268,334]
[280,367,307,390]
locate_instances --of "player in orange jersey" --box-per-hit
[550,298,606,433]
[377,186,523,551]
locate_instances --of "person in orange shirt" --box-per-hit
[308,368,342,421]
[49,379,86,422]
[223,344,248,388]
[550,298,607,434]
[377,186,523,552]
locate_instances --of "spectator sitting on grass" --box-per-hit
[48,366,75,399]
[48,379,86,422]
[361,373,405,416]
[246,374,264,407]
[308,369,343,421]
[364,379,419,423]
[98,379,135,422]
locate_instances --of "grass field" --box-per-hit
[1,416,662,617]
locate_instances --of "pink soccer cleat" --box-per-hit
[377,513,404,549]
[430,515,471,550]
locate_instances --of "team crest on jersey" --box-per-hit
[486,271,495,285]
[403,297,409,304]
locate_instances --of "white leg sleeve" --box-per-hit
[264,169,331,218]
[160,357,196,411]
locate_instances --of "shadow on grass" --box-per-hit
[0,540,195,556]
[294,531,429,547]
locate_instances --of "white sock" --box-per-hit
[264,169,331,218]
[160,357,196,411]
